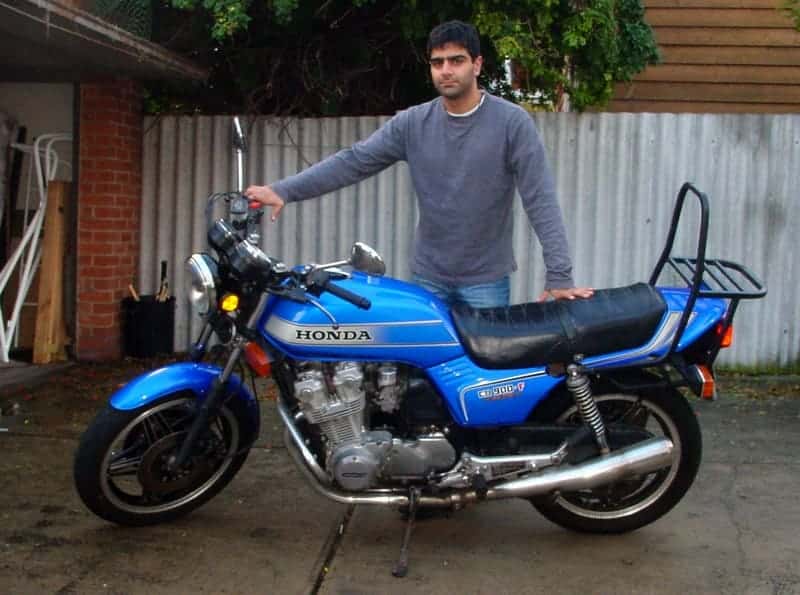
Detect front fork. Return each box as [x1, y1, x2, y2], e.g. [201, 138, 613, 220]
[169, 292, 269, 471]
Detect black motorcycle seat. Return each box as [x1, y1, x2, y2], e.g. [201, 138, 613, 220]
[450, 283, 667, 369]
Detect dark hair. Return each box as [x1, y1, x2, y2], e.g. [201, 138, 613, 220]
[427, 21, 481, 60]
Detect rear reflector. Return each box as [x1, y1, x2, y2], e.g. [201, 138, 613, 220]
[695, 364, 716, 400]
[244, 341, 272, 377]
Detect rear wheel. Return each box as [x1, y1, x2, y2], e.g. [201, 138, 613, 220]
[530, 387, 701, 534]
[74, 394, 251, 526]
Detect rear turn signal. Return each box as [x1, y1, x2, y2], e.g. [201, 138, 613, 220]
[244, 341, 272, 377]
[716, 322, 734, 348]
[695, 364, 716, 400]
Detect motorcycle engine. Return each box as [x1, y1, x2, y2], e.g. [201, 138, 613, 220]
[292, 362, 456, 491]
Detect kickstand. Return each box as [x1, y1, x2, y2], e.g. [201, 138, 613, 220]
[392, 487, 420, 578]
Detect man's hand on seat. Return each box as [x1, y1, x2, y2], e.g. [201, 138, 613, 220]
[538, 287, 595, 302]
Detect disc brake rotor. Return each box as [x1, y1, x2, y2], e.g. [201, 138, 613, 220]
[138, 432, 219, 496]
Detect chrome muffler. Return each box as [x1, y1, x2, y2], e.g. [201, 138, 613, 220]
[487, 437, 674, 499]
[277, 401, 674, 507]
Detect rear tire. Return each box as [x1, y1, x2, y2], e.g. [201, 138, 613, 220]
[74, 393, 251, 526]
[530, 386, 701, 534]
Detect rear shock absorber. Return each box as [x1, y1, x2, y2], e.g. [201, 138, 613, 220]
[565, 359, 610, 454]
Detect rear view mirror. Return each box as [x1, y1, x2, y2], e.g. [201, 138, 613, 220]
[350, 242, 385, 276]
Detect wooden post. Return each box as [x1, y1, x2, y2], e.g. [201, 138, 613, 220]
[33, 181, 68, 364]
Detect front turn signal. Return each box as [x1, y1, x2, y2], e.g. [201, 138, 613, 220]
[244, 341, 272, 377]
[221, 293, 240, 312]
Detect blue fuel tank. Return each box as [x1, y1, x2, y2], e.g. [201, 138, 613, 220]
[260, 272, 465, 368]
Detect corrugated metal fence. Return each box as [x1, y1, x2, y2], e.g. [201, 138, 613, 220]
[141, 113, 800, 370]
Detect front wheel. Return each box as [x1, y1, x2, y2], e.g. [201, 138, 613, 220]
[530, 387, 702, 534]
[74, 393, 251, 526]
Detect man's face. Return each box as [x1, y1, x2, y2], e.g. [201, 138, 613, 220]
[429, 42, 482, 100]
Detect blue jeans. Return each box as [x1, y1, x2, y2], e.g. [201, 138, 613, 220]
[412, 274, 510, 309]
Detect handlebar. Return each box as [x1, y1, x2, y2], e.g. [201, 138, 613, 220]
[207, 194, 372, 310]
[323, 280, 371, 310]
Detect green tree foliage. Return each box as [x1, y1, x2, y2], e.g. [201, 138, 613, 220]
[149, 0, 659, 115]
[783, 0, 800, 29]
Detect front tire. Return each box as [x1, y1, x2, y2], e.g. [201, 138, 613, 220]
[530, 386, 701, 534]
[74, 393, 251, 526]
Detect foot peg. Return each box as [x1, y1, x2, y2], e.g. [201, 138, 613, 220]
[392, 488, 419, 578]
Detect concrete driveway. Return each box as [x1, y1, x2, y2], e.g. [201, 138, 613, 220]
[1, 366, 798, 594]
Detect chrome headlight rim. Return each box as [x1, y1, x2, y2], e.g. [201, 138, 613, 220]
[186, 253, 218, 316]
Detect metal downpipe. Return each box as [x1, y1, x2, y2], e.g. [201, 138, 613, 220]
[276, 400, 330, 486]
[278, 400, 457, 507]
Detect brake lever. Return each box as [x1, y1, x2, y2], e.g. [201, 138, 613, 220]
[324, 268, 350, 280]
[306, 268, 347, 286]
[268, 286, 308, 303]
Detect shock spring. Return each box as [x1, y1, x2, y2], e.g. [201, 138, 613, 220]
[566, 364, 610, 454]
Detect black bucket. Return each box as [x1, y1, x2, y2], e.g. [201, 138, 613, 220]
[121, 296, 175, 358]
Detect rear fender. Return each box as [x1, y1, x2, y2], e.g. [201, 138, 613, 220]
[109, 362, 260, 441]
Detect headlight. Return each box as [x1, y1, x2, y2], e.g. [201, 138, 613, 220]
[186, 253, 218, 316]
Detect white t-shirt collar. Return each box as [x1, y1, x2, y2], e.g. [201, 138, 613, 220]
[446, 92, 486, 118]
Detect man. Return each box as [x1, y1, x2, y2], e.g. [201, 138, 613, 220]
[246, 20, 593, 307]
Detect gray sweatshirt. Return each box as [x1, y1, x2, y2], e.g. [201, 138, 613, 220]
[272, 93, 574, 289]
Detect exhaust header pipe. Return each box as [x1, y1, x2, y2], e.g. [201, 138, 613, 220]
[278, 401, 674, 507]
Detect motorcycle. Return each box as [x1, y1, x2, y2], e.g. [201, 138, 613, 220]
[74, 119, 766, 577]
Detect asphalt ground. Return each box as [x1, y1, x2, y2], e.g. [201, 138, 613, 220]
[1, 363, 798, 594]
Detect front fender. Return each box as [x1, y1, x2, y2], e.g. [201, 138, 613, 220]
[109, 362, 260, 440]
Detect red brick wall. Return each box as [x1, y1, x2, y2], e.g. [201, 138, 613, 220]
[76, 80, 142, 361]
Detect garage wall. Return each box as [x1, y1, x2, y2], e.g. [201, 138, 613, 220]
[75, 80, 143, 361]
[0, 83, 75, 350]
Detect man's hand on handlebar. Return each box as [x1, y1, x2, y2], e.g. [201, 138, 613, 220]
[244, 185, 285, 221]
